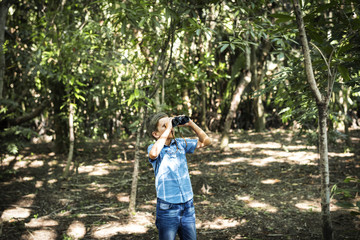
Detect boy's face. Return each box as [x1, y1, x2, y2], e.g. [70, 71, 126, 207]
[153, 117, 174, 139]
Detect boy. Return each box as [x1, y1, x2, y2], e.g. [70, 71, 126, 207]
[146, 112, 212, 240]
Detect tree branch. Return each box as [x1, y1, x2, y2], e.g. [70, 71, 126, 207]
[9, 100, 50, 126]
[292, 0, 323, 103]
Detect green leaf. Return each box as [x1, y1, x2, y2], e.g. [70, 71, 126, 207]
[270, 13, 294, 23]
[128, 94, 135, 106]
[220, 44, 229, 53]
[337, 65, 350, 81]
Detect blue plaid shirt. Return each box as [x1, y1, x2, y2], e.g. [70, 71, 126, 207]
[147, 138, 198, 204]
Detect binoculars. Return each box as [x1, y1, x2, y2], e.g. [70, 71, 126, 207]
[172, 116, 190, 127]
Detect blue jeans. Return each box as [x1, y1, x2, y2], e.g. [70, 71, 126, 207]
[156, 198, 197, 240]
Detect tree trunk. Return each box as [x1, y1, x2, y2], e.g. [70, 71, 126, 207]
[0, 1, 9, 100]
[220, 44, 252, 151]
[155, 87, 161, 112]
[201, 78, 208, 130]
[63, 102, 75, 179]
[129, 107, 144, 214]
[220, 69, 252, 151]
[53, 82, 67, 153]
[250, 45, 265, 132]
[318, 103, 333, 240]
[293, 1, 334, 239]
[251, 40, 271, 132]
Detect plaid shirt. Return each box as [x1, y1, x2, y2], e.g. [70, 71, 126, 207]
[147, 138, 198, 204]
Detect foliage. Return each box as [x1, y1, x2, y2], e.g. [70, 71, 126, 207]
[332, 176, 360, 216]
[1, 0, 359, 151]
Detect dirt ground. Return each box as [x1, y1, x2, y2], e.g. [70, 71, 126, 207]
[1, 129, 359, 240]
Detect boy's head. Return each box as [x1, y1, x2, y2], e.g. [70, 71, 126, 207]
[146, 112, 168, 140]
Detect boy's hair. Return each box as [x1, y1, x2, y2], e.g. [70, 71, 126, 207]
[146, 112, 168, 139]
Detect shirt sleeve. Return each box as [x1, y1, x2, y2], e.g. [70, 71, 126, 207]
[147, 144, 157, 162]
[182, 138, 198, 154]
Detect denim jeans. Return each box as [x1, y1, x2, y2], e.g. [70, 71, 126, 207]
[156, 198, 197, 240]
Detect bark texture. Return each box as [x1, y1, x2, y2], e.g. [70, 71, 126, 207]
[0, 1, 9, 100]
[63, 103, 75, 179]
[293, 1, 333, 239]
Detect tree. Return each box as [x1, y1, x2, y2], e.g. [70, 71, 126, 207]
[0, 0, 10, 100]
[220, 46, 252, 151]
[292, 1, 333, 238]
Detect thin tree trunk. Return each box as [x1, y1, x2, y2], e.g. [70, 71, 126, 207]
[0, 1, 9, 100]
[129, 107, 144, 214]
[252, 40, 271, 132]
[250, 45, 265, 132]
[201, 78, 208, 130]
[155, 87, 161, 112]
[293, 1, 334, 239]
[63, 102, 75, 179]
[318, 103, 333, 240]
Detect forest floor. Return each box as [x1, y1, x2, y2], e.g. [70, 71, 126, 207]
[1, 128, 360, 240]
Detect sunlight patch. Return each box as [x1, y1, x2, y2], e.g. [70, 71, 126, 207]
[13, 160, 27, 170]
[78, 163, 118, 176]
[92, 222, 147, 238]
[29, 160, 44, 168]
[295, 200, 320, 212]
[198, 217, 241, 230]
[67, 220, 86, 239]
[1, 155, 16, 167]
[48, 179, 57, 184]
[328, 152, 354, 157]
[261, 179, 281, 184]
[207, 157, 247, 166]
[35, 181, 44, 188]
[190, 170, 202, 175]
[23, 176, 35, 181]
[26, 217, 58, 228]
[250, 157, 278, 167]
[1, 207, 32, 221]
[116, 193, 130, 203]
[91, 213, 153, 238]
[21, 229, 57, 240]
[247, 200, 278, 213]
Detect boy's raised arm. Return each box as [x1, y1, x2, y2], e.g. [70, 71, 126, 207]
[149, 118, 173, 159]
[188, 120, 212, 148]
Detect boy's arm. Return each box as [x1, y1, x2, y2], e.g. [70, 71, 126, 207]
[148, 119, 172, 160]
[187, 120, 212, 148]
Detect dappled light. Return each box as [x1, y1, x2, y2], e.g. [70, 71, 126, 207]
[1, 206, 32, 221]
[295, 200, 321, 212]
[67, 220, 86, 239]
[116, 192, 130, 203]
[25, 217, 58, 228]
[261, 178, 281, 184]
[207, 156, 247, 166]
[247, 200, 278, 213]
[235, 194, 278, 213]
[190, 170, 203, 175]
[1, 130, 359, 239]
[91, 212, 153, 238]
[28, 160, 44, 168]
[198, 217, 244, 230]
[2, 0, 359, 238]
[21, 229, 57, 240]
[1, 193, 36, 221]
[78, 162, 119, 176]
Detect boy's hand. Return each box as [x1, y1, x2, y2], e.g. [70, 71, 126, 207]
[167, 117, 174, 129]
[178, 116, 192, 127]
